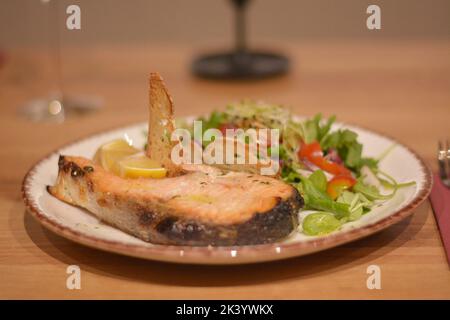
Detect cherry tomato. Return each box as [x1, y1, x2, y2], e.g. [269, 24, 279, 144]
[218, 123, 237, 135]
[299, 141, 322, 158]
[326, 175, 357, 200]
[298, 141, 351, 176]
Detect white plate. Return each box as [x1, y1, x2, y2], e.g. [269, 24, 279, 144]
[22, 120, 432, 264]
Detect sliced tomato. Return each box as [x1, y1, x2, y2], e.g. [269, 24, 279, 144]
[298, 141, 322, 159]
[326, 175, 357, 200]
[314, 157, 351, 176]
[218, 123, 237, 135]
[298, 141, 351, 176]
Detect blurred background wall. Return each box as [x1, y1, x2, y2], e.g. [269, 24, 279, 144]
[1, 0, 450, 48]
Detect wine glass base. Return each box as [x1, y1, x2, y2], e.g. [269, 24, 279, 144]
[19, 94, 102, 123]
[192, 51, 289, 80]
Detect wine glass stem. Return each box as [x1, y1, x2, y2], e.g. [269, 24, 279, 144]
[46, 0, 64, 99]
[54, 1, 64, 99]
[235, 2, 247, 53]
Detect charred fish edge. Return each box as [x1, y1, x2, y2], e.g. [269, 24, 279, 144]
[152, 190, 303, 246]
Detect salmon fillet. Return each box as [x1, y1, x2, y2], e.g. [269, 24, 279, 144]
[48, 155, 303, 246]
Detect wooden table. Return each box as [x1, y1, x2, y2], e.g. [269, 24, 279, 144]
[1, 40, 449, 299]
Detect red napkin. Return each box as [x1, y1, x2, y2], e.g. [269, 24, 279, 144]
[430, 174, 450, 265]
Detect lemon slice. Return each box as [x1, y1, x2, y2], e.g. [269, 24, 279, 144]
[93, 139, 140, 174]
[118, 155, 167, 179]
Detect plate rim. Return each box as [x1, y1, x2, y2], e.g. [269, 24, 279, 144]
[21, 120, 433, 264]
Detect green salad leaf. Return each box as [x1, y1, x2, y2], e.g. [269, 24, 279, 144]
[300, 113, 336, 144]
[337, 191, 373, 221]
[299, 175, 350, 218]
[374, 169, 416, 190]
[302, 212, 342, 236]
[198, 111, 226, 133]
[308, 170, 327, 193]
[321, 129, 364, 170]
[353, 179, 394, 200]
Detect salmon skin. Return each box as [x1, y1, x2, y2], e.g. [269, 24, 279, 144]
[48, 155, 303, 246]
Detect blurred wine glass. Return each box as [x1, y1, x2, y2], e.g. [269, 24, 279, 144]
[192, 0, 289, 80]
[20, 0, 102, 123]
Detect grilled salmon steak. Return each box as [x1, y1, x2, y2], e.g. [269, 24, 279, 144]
[48, 156, 302, 246]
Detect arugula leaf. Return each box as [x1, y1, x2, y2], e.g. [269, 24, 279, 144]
[318, 115, 336, 142]
[199, 111, 227, 132]
[301, 117, 319, 143]
[353, 180, 395, 200]
[374, 169, 416, 189]
[309, 170, 327, 193]
[358, 157, 379, 171]
[320, 128, 377, 172]
[281, 166, 302, 184]
[301, 113, 336, 144]
[195, 111, 227, 147]
[345, 142, 363, 168]
[299, 176, 350, 218]
[337, 191, 373, 221]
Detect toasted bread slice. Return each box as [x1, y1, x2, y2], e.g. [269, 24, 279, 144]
[147, 73, 183, 176]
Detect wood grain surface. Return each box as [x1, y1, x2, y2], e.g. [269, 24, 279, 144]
[1, 40, 449, 299]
